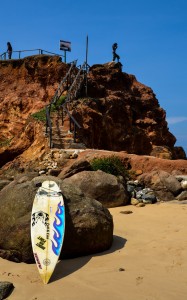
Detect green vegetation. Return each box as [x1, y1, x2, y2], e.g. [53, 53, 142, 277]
[90, 156, 129, 179]
[31, 95, 66, 122]
[32, 108, 46, 122]
[0, 137, 13, 148]
[55, 95, 66, 106]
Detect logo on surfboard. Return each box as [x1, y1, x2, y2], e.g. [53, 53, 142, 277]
[32, 211, 49, 227]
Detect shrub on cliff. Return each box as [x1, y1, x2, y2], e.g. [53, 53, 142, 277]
[90, 156, 129, 179]
[31, 96, 66, 122]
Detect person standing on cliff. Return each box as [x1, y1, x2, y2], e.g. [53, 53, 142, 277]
[112, 43, 120, 62]
[7, 42, 12, 59]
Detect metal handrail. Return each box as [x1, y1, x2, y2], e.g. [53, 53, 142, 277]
[51, 59, 77, 106]
[46, 106, 53, 148]
[0, 48, 64, 60]
[66, 61, 87, 102]
[63, 106, 82, 143]
[45, 60, 89, 148]
[45, 60, 79, 147]
[62, 106, 81, 129]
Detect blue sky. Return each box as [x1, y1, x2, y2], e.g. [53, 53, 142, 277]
[1, 0, 187, 154]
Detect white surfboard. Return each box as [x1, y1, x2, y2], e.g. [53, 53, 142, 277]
[31, 180, 65, 284]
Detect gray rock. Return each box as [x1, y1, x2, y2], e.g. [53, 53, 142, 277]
[139, 171, 182, 201]
[63, 170, 129, 207]
[127, 180, 145, 198]
[176, 191, 187, 201]
[59, 158, 92, 179]
[136, 188, 157, 203]
[127, 184, 135, 194]
[0, 180, 11, 191]
[175, 175, 187, 182]
[181, 180, 187, 190]
[0, 176, 113, 262]
[0, 281, 14, 300]
[142, 199, 153, 204]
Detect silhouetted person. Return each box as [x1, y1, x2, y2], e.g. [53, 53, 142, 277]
[7, 42, 12, 59]
[112, 43, 120, 62]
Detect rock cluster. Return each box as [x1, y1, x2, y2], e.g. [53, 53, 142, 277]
[127, 180, 157, 206]
[0, 175, 113, 263]
[127, 174, 187, 204]
[0, 148, 187, 264]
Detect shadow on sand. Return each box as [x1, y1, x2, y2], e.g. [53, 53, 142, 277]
[50, 235, 127, 283]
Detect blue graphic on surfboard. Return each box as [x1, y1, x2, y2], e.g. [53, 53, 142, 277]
[52, 201, 65, 256]
[31, 180, 65, 284]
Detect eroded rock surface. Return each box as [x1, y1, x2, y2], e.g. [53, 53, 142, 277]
[0, 175, 113, 262]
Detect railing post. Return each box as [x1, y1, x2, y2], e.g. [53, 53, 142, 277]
[46, 105, 53, 148]
[74, 125, 76, 142]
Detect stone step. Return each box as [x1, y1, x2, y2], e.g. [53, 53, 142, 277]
[52, 142, 85, 150]
[52, 141, 74, 149]
[52, 130, 73, 137]
[52, 137, 74, 143]
[44, 127, 73, 135]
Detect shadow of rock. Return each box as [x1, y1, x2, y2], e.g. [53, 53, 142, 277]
[50, 235, 127, 283]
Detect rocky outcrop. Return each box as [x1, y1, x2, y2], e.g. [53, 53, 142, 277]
[138, 170, 183, 201]
[0, 119, 47, 168]
[0, 55, 67, 138]
[0, 57, 186, 170]
[63, 170, 129, 207]
[0, 55, 68, 167]
[61, 150, 187, 177]
[59, 158, 92, 179]
[72, 62, 182, 157]
[0, 175, 113, 263]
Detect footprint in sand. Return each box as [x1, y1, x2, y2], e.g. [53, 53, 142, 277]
[136, 276, 143, 285]
[2, 271, 20, 277]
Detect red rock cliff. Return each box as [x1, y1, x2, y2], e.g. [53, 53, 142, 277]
[0, 55, 68, 166]
[73, 62, 184, 158]
[0, 56, 186, 169]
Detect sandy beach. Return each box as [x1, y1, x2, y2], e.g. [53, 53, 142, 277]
[1, 201, 187, 300]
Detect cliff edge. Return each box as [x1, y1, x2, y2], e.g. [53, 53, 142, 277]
[0, 55, 186, 170]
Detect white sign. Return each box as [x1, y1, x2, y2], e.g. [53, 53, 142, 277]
[60, 40, 71, 52]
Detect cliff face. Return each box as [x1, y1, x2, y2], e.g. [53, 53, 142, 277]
[74, 62, 181, 157]
[0, 55, 68, 142]
[0, 56, 185, 169]
[0, 55, 68, 166]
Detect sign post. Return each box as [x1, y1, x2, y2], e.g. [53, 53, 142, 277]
[85, 35, 88, 96]
[60, 40, 71, 63]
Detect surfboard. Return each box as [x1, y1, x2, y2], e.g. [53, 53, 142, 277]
[31, 180, 65, 284]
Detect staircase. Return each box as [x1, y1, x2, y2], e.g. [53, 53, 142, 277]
[45, 61, 89, 149]
[50, 111, 74, 149]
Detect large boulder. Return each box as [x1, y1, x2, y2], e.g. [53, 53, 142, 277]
[0, 175, 113, 263]
[63, 170, 129, 207]
[0, 281, 14, 300]
[138, 170, 182, 201]
[59, 158, 92, 179]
